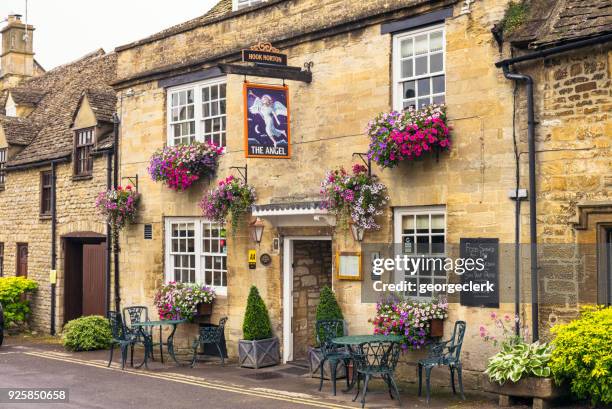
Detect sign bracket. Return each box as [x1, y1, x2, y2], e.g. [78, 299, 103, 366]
[121, 174, 139, 192]
[352, 152, 372, 177]
[230, 165, 248, 184]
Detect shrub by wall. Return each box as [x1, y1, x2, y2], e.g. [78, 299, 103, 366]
[62, 315, 112, 351]
[0, 277, 38, 328]
[242, 286, 273, 341]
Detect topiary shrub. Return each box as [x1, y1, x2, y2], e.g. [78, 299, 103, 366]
[315, 286, 344, 343]
[62, 315, 112, 351]
[550, 306, 612, 406]
[242, 286, 273, 341]
[0, 277, 38, 328]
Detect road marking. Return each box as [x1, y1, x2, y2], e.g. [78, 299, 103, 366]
[23, 351, 355, 409]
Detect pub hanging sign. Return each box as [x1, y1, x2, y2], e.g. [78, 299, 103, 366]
[244, 83, 291, 158]
[242, 42, 287, 67]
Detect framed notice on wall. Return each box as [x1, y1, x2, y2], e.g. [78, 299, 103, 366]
[336, 251, 362, 281]
[243, 83, 291, 159]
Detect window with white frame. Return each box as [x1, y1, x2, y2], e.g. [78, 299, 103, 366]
[233, 0, 266, 10]
[165, 218, 228, 295]
[393, 206, 446, 299]
[167, 78, 227, 147]
[393, 25, 445, 111]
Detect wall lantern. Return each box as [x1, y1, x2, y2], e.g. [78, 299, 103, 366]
[250, 218, 265, 244]
[350, 223, 365, 242]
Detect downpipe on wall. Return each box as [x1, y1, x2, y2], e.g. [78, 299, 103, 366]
[106, 151, 113, 314]
[50, 161, 57, 335]
[112, 113, 121, 312]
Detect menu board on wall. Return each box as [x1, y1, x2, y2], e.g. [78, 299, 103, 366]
[459, 238, 500, 308]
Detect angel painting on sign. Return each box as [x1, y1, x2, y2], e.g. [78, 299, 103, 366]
[244, 84, 291, 158]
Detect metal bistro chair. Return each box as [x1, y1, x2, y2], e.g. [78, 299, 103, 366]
[107, 311, 137, 370]
[316, 319, 351, 396]
[352, 340, 402, 408]
[418, 320, 467, 403]
[191, 317, 228, 367]
[123, 306, 158, 364]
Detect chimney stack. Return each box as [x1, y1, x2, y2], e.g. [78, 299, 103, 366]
[1, 12, 36, 88]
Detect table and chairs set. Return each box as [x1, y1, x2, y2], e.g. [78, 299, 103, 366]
[106, 307, 465, 407]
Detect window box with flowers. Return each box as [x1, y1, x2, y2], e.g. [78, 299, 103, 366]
[366, 104, 451, 169]
[320, 164, 389, 233]
[148, 142, 224, 191]
[95, 185, 140, 247]
[200, 175, 256, 232]
[154, 282, 216, 321]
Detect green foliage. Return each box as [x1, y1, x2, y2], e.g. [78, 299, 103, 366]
[485, 341, 552, 384]
[242, 286, 273, 341]
[315, 286, 344, 344]
[550, 306, 612, 406]
[62, 316, 112, 351]
[501, 1, 529, 35]
[0, 277, 38, 327]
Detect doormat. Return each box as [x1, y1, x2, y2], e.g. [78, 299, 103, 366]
[276, 366, 310, 376]
[241, 371, 284, 381]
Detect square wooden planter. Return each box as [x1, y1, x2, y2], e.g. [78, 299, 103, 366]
[430, 319, 444, 337]
[483, 377, 567, 409]
[238, 337, 280, 369]
[307, 347, 347, 379]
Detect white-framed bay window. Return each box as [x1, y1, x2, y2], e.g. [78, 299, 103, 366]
[167, 77, 227, 147]
[392, 25, 445, 111]
[393, 206, 446, 299]
[164, 217, 228, 295]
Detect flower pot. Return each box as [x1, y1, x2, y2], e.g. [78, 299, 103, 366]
[430, 319, 444, 337]
[238, 337, 280, 369]
[482, 377, 567, 408]
[196, 302, 213, 317]
[307, 346, 347, 379]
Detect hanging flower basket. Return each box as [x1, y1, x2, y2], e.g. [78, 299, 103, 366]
[148, 142, 224, 191]
[153, 282, 216, 321]
[320, 164, 388, 230]
[366, 104, 451, 169]
[95, 185, 140, 231]
[200, 175, 256, 232]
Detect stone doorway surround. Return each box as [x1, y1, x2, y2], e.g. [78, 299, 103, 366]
[282, 236, 332, 363]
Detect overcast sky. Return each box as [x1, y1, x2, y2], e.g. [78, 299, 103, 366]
[1, 0, 219, 70]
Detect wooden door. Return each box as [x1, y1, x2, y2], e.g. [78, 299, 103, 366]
[82, 243, 106, 316]
[16, 243, 28, 277]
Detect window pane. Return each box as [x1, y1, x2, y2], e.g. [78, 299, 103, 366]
[401, 59, 413, 78]
[431, 214, 444, 231]
[403, 81, 416, 99]
[415, 34, 428, 55]
[416, 215, 429, 232]
[403, 100, 416, 110]
[402, 216, 414, 234]
[400, 38, 413, 57]
[433, 95, 445, 105]
[418, 98, 430, 109]
[430, 53, 443, 72]
[415, 56, 428, 76]
[432, 75, 445, 94]
[430, 31, 443, 52]
[417, 78, 430, 96]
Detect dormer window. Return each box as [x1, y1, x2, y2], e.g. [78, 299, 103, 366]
[74, 128, 94, 176]
[233, 0, 266, 11]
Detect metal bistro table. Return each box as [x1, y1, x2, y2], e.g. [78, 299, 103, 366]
[332, 334, 404, 392]
[132, 319, 186, 368]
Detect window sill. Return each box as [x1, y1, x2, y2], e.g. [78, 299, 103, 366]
[39, 214, 51, 221]
[72, 174, 93, 181]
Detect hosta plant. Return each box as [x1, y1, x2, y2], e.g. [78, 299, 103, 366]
[485, 341, 552, 384]
[200, 175, 256, 232]
[148, 142, 224, 191]
[320, 164, 388, 230]
[366, 104, 451, 169]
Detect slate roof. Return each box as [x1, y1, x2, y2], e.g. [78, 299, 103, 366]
[115, 0, 234, 51]
[0, 115, 39, 146]
[5, 49, 117, 167]
[8, 87, 46, 106]
[509, 0, 612, 49]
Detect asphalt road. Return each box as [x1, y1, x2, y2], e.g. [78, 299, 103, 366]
[0, 348, 348, 409]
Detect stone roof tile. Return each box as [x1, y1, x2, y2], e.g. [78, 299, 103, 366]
[8, 87, 46, 106]
[0, 115, 39, 145]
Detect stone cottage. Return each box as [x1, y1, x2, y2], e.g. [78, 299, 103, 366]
[0, 14, 118, 332]
[92, 0, 612, 385]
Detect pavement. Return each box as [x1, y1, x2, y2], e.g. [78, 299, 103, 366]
[0, 336, 587, 409]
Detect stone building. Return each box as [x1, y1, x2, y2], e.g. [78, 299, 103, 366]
[0, 14, 117, 332]
[109, 0, 609, 385]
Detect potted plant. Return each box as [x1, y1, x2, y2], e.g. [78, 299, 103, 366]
[200, 175, 256, 233]
[153, 282, 216, 321]
[480, 313, 566, 407]
[308, 286, 347, 379]
[320, 163, 388, 231]
[148, 142, 224, 191]
[366, 104, 451, 169]
[238, 286, 279, 368]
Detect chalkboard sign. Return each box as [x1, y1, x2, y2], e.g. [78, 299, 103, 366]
[459, 238, 499, 308]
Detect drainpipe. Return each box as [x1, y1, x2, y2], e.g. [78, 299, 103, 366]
[50, 161, 57, 335]
[106, 151, 113, 314]
[112, 113, 121, 312]
[495, 34, 612, 342]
